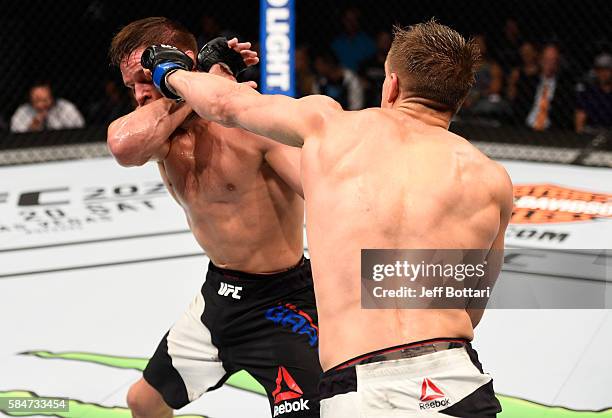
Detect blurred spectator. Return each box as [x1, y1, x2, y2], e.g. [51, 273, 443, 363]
[461, 35, 510, 120]
[10, 81, 85, 133]
[515, 44, 575, 130]
[507, 41, 540, 102]
[196, 14, 238, 50]
[86, 78, 134, 126]
[295, 45, 316, 97]
[331, 7, 376, 72]
[313, 50, 364, 110]
[359, 31, 392, 108]
[575, 53, 612, 133]
[495, 18, 523, 73]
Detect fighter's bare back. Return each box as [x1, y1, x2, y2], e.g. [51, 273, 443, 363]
[300, 108, 512, 369]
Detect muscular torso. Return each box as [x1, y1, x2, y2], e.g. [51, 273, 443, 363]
[302, 109, 504, 369]
[159, 120, 303, 273]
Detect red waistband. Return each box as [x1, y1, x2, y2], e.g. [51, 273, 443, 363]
[329, 338, 469, 372]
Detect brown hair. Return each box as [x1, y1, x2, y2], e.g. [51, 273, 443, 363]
[109, 17, 197, 67]
[387, 20, 480, 112]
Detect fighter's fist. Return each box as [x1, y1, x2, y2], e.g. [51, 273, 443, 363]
[197, 37, 247, 76]
[141, 45, 194, 100]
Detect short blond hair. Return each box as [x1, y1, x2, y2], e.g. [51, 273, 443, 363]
[388, 20, 481, 112]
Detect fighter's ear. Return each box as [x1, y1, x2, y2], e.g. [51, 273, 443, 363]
[387, 72, 400, 104]
[184, 50, 197, 70]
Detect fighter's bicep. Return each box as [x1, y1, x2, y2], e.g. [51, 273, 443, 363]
[246, 94, 342, 147]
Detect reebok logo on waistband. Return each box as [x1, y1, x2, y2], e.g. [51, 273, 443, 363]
[419, 378, 451, 410]
[218, 282, 242, 299]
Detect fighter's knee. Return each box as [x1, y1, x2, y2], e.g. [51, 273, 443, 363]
[127, 379, 171, 418]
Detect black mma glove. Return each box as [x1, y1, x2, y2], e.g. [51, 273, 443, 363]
[197, 37, 247, 77]
[141, 45, 194, 100]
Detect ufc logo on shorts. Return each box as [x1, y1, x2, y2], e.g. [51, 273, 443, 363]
[218, 282, 242, 299]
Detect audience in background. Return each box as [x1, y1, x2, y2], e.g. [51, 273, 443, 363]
[495, 18, 523, 74]
[514, 44, 575, 130]
[312, 50, 364, 110]
[358, 31, 392, 108]
[331, 7, 375, 72]
[10, 81, 85, 133]
[6, 14, 610, 138]
[507, 41, 540, 104]
[295, 45, 316, 98]
[575, 53, 612, 133]
[86, 78, 134, 126]
[460, 34, 511, 120]
[196, 13, 238, 50]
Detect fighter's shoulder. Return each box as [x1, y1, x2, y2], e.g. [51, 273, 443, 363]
[446, 131, 489, 163]
[334, 107, 394, 126]
[489, 160, 514, 210]
[295, 95, 344, 123]
[473, 153, 513, 209]
[449, 133, 512, 202]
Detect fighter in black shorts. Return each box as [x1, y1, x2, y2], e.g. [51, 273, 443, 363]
[107, 17, 320, 417]
[145, 258, 319, 417]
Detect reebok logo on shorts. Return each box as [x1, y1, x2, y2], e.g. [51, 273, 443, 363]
[218, 282, 242, 299]
[272, 366, 310, 416]
[419, 378, 451, 410]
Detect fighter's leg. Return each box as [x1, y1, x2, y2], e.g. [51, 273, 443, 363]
[127, 378, 172, 418]
[134, 290, 232, 415]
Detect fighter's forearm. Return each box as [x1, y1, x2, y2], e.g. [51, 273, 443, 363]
[107, 99, 192, 166]
[167, 70, 244, 127]
[168, 70, 308, 148]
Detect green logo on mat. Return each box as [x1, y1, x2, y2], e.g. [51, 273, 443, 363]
[1, 351, 610, 418]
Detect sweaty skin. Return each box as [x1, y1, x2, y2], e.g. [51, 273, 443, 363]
[107, 48, 304, 273]
[165, 67, 513, 371]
